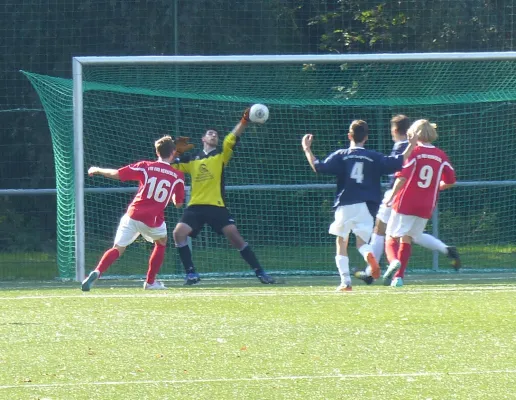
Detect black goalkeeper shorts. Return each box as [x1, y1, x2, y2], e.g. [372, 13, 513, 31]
[180, 205, 235, 238]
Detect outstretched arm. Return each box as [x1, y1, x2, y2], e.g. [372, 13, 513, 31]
[88, 167, 120, 180]
[231, 108, 250, 138]
[221, 108, 251, 165]
[302, 134, 318, 173]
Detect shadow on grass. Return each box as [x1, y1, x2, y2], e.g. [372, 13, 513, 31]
[1, 272, 515, 292]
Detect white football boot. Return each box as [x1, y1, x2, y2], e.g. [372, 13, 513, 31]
[143, 281, 167, 290]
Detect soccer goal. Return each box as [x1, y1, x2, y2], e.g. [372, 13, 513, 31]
[24, 52, 516, 281]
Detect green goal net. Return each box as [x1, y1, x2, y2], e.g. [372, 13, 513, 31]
[24, 55, 516, 280]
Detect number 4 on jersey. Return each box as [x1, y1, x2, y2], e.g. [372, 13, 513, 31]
[350, 162, 364, 183]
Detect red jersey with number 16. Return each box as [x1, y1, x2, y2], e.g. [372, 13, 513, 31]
[117, 160, 185, 227]
[392, 145, 456, 219]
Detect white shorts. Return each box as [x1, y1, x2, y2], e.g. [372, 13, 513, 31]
[376, 189, 393, 224]
[114, 214, 167, 247]
[386, 211, 428, 238]
[329, 203, 374, 242]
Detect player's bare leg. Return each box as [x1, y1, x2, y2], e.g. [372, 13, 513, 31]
[173, 222, 200, 285]
[335, 235, 352, 291]
[222, 224, 275, 284]
[144, 236, 168, 290]
[82, 245, 125, 292]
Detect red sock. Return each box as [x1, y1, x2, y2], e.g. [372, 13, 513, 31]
[147, 243, 166, 284]
[396, 242, 412, 278]
[385, 237, 400, 264]
[95, 248, 120, 275]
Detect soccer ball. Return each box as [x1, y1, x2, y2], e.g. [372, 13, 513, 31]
[249, 104, 269, 124]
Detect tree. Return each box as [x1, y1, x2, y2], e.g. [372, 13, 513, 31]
[302, 0, 515, 53]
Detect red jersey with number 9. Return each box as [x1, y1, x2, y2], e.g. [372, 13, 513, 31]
[117, 160, 185, 227]
[392, 145, 456, 219]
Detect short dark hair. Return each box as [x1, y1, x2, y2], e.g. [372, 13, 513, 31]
[155, 135, 176, 158]
[203, 128, 219, 137]
[349, 120, 369, 143]
[391, 114, 411, 135]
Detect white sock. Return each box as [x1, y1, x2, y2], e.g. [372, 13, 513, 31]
[414, 233, 447, 254]
[335, 255, 351, 286]
[370, 233, 385, 264]
[357, 243, 373, 262]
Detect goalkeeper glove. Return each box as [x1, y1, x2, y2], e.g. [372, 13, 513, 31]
[174, 136, 195, 155]
[241, 107, 250, 124]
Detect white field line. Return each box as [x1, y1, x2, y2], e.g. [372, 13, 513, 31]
[1, 369, 515, 390]
[0, 285, 516, 301]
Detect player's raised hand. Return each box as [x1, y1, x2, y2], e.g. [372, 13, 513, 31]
[174, 136, 195, 155]
[302, 134, 314, 151]
[241, 107, 251, 123]
[88, 166, 99, 176]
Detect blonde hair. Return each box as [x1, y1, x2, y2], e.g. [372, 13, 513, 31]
[409, 119, 438, 143]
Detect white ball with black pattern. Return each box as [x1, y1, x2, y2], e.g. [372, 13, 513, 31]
[249, 104, 269, 124]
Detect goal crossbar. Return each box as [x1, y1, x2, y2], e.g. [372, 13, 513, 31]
[75, 52, 516, 65]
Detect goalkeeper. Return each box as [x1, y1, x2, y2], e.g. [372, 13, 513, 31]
[172, 108, 276, 285]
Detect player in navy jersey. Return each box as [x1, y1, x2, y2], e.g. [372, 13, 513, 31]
[383, 120, 456, 287]
[302, 119, 417, 291]
[355, 115, 460, 285]
[81, 135, 185, 291]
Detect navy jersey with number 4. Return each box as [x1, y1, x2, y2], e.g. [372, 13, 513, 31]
[314, 147, 403, 210]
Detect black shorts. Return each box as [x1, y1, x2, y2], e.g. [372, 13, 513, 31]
[180, 205, 235, 238]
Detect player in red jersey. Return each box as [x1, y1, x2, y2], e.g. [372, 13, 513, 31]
[81, 135, 185, 291]
[382, 120, 456, 287]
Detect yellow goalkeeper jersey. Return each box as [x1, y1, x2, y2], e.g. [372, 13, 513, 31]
[173, 133, 238, 207]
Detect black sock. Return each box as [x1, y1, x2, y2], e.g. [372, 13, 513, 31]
[177, 245, 196, 274]
[240, 245, 263, 274]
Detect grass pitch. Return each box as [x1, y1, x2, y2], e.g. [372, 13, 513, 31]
[1, 274, 515, 399]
